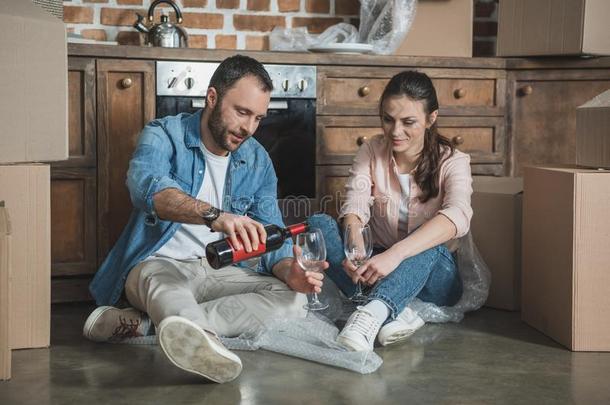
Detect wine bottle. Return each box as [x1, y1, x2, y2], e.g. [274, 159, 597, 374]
[205, 222, 309, 269]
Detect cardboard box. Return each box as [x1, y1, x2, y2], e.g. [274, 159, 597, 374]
[497, 0, 610, 56]
[0, 0, 68, 164]
[522, 166, 610, 351]
[394, 0, 472, 57]
[471, 176, 523, 311]
[576, 90, 610, 169]
[0, 202, 11, 380]
[0, 165, 50, 350]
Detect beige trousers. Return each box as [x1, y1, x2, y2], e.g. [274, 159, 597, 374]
[125, 257, 307, 337]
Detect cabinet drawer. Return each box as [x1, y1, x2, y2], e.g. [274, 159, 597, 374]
[318, 66, 505, 116]
[318, 116, 506, 165]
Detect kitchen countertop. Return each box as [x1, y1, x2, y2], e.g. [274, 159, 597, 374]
[67, 43, 610, 70]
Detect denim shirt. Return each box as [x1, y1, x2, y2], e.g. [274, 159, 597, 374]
[89, 110, 292, 305]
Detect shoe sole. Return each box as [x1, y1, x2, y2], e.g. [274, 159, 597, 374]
[83, 306, 113, 342]
[158, 316, 242, 384]
[336, 334, 372, 352]
[378, 319, 425, 346]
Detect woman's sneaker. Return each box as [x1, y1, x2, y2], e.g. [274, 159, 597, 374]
[83, 306, 151, 343]
[377, 307, 425, 346]
[336, 307, 382, 352]
[158, 316, 242, 383]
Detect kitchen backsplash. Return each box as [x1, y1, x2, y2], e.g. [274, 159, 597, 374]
[62, 0, 498, 55]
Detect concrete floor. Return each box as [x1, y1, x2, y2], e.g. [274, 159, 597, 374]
[1, 304, 610, 405]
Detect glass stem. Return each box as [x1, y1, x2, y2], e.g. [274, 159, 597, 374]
[311, 292, 320, 303]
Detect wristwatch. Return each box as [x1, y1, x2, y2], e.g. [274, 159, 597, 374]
[201, 205, 222, 229]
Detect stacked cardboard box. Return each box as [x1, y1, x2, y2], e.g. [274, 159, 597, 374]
[0, 202, 11, 380]
[522, 91, 610, 351]
[497, 0, 610, 56]
[0, 0, 67, 379]
[471, 177, 523, 311]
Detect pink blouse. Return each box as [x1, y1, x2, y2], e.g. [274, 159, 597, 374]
[339, 135, 473, 249]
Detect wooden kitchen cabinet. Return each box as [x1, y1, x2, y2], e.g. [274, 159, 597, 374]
[508, 70, 610, 176]
[96, 59, 155, 260]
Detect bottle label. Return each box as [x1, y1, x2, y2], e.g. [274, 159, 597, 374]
[229, 240, 268, 262]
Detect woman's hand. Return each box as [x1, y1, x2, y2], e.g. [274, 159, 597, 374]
[356, 250, 402, 286]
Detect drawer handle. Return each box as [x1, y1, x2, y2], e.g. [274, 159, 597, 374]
[519, 85, 533, 96]
[452, 136, 464, 146]
[121, 78, 133, 89]
[356, 136, 368, 146]
[453, 88, 467, 99]
[358, 86, 370, 97]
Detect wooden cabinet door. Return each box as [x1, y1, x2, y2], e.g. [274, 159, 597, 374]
[50, 57, 97, 302]
[97, 60, 155, 261]
[509, 70, 610, 176]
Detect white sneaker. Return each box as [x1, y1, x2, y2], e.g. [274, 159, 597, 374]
[336, 307, 382, 352]
[377, 307, 425, 346]
[158, 316, 242, 383]
[83, 306, 151, 343]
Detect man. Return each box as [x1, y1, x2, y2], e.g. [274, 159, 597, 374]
[83, 55, 326, 383]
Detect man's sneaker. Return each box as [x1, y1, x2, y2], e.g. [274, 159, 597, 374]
[336, 307, 382, 352]
[377, 307, 425, 346]
[158, 316, 242, 383]
[83, 306, 151, 343]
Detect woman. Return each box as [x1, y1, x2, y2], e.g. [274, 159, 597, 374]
[309, 71, 473, 352]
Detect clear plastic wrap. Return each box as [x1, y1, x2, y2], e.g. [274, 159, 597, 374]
[359, 0, 418, 54]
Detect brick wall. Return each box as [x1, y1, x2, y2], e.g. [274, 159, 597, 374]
[63, 0, 499, 55]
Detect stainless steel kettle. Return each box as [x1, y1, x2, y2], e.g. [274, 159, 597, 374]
[133, 0, 188, 48]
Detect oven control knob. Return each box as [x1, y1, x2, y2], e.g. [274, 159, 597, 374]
[185, 77, 195, 90]
[282, 79, 290, 92]
[168, 77, 178, 89]
[297, 79, 308, 92]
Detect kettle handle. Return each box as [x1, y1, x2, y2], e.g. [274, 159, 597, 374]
[147, 0, 183, 24]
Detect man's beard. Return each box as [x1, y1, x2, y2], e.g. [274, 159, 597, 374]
[208, 100, 248, 152]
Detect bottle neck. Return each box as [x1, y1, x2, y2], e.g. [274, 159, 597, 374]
[285, 222, 309, 238]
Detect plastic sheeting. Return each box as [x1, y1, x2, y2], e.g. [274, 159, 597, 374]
[117, 231, 489, 374]
[269, 0, 417, 54]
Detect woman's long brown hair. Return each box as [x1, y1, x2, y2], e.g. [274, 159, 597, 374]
[379, 71, 455, 203]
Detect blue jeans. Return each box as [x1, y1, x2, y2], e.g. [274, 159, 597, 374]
[308, 214, 463, 320]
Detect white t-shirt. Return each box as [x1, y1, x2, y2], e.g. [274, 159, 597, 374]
[397, 173, 411, 238]
[153, 142, 230, 260]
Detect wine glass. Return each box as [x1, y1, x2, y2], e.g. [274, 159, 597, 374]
[295, 228, 328, 311]
[343, 223, 373, 304]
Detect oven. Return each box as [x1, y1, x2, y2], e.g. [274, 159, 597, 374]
[156, 61, 316, 223]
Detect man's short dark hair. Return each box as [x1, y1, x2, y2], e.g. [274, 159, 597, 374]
[208, 55, 273, 101]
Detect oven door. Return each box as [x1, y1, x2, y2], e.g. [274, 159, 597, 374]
[156, 96, 316, 201]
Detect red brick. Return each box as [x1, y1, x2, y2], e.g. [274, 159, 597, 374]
[183, 0, 208, 7]
[217, 0, 239, 9]
[81, 29, 108, 41]
[278, 0, 299, 12]
[63, 6, 94, 24]
[215, 34, 237, 49]
[182, 12, 224, 29]
[116, 0, 141, 5]
[292, 17, 342, 34]
[248, 0, 270, 11]
[474, 21, 497, 37]
[335, 0, 359, 15]
[189, 35, 208, 49]
[306, 0, 329, 14]
[116, 31, 142, 45]
[473, 40, 496, 57]
[101, 8, 145, 26]
[233, 15, 285, 32]
[475, 1, 497, 18]
[246, 35, 270, 51]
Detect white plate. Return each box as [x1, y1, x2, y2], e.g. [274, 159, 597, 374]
[308, 43, 374, 54]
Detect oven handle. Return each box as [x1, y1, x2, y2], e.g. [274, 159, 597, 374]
[191, 99, 289, 110]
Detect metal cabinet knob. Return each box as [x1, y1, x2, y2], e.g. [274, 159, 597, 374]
[452, 136, 464, 146]
[121, 78, 133, 89]
[454, 88, 467, 99]
[358, 86, 370, 97]
[520, 85, 533, 96]
[357, 136, 368, 146]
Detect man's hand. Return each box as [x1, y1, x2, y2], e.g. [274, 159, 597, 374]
[211, 212, 267, 253]
[274, 246, 328, 294]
